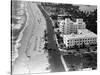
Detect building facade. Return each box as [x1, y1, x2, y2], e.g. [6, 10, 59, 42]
[63, 29, 97, 48]
[58, 18, 97, 48]
[58, 18, 86, 34]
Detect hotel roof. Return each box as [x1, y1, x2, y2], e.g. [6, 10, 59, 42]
[63, 30, 97, 40]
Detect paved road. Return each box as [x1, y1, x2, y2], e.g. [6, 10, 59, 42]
[38, 4, 65, 72]
[12, 2, 50, 74]
[12, 2, 66, 74]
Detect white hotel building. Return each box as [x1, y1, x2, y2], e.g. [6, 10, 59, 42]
[58, 18, 97, 48]
[63, 29, 97, 48]
[58, 18, 86, 34]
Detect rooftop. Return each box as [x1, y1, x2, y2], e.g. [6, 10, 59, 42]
[58, 18, 85, 25]
[77, 29, 91, 34]
[63, 29, 97, 40]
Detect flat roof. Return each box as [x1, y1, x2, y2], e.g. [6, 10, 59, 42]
[63, 31, 97, 40]
[78, 29, 90, 33]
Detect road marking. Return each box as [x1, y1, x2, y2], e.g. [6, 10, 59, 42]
[61, 55, 69, 71]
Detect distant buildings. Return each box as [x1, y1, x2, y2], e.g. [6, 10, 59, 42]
[57, 18, 97, 48]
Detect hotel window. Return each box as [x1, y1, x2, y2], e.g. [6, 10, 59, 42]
[67, 40, 69, 42]
[80, 42, 82, 44]
[77, 42, 79, 44]
[93, 38, 95, 40]
[80, 39, 82, 41]
[77, 39, 79, 41]
[90, 38, 92, 40]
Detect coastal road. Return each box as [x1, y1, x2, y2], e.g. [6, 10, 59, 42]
[12, 2, 66, 75]
[12, 2, 50, 74]
[38, 4, 65, 72]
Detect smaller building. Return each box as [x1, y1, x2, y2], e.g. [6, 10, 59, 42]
[63, 29, 97, 48]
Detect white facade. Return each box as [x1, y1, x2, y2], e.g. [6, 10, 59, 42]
[63, 29, 97, 48]
[58, 20, 65, 33]
[58, 18, 97, 48]
[58, 18, 86, 34]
